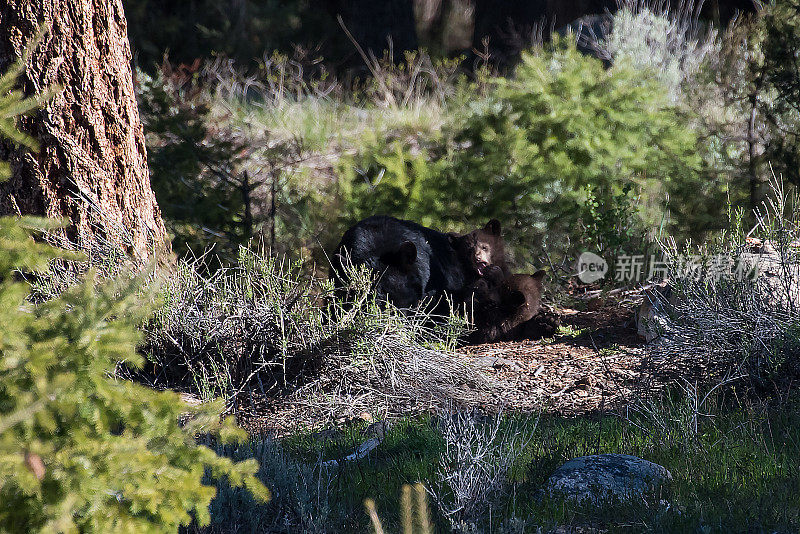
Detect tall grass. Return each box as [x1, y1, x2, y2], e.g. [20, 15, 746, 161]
[207, 50, 463, 150]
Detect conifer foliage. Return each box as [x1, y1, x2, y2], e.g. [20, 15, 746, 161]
[0, 35, 269, 534]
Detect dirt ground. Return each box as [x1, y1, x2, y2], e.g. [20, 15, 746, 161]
[232, 292, 657, 435]
[458, 297, 649, 416]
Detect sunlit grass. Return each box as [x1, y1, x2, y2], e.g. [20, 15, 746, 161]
[216, 91, 448, 155]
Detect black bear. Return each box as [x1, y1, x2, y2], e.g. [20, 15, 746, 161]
[330, 216, 509, 311]
[331, 216, 463, 310]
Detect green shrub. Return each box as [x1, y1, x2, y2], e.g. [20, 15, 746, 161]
[139, 63, 326, 264]
[445, 39, 701, 251]
[581, 182, 640, 261]
[337, 133, 450, 230]
[342, 38, 704, 262]
[0, 227, 268, 532]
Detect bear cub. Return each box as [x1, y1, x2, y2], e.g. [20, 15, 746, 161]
[465, 268, 559, 344]
[449, 219, 510, 281]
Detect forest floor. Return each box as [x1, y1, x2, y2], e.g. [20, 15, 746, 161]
[459, 300, 649, 416]
[234, 292, 665, 435]
[208, 293, 800, 533]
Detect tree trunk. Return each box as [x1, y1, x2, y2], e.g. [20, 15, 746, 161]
[415, 0, 451, 55]
[0, 0, 168, 262]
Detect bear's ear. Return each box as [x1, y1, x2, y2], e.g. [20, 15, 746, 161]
[506, 289, 527, 308]
[396, 240, 417, 269]
[484, 219, 501, 236]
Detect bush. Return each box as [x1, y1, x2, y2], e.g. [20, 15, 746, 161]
[142, 247, 495, 429]
[647, 177, 800, 385]
[428, 410, 530, 533]
[139, 58, 340, 264]
[137, 66, 252, 261]
[447, 38, 701, 251]
[201, 436, 334, 533]
[338, 133, 451, 230]
[594, 2, 718, 103]
[343, 38, 703, 264]
[0, 229, 268, 532]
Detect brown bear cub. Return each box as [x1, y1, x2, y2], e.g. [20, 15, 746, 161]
[449, 219, 510, 281]
[465, 268, 559, 344]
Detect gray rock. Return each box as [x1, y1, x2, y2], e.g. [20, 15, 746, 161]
[544, 454, 672, 505]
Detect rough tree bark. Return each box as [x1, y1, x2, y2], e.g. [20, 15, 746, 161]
[0, 0, 168, 261]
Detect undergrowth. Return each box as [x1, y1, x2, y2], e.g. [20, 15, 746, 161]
[188, 393, 800, 533]
[140, 246, 482, 429]
[647, 177, 800, 387]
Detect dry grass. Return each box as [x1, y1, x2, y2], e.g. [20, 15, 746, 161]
[427, 408, 531, 532]
[142, 247, 503, 432]
[646, 176, 800, 387]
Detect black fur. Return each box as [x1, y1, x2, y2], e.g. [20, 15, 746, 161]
[331, 216, 469, 310]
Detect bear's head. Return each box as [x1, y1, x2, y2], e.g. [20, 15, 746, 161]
[499, 270, 546, 326]
[464, 270, 550, 344]
[450, 219, 508, 278]
[333, 237, 428, 311]
[372, 240, 425, 309]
